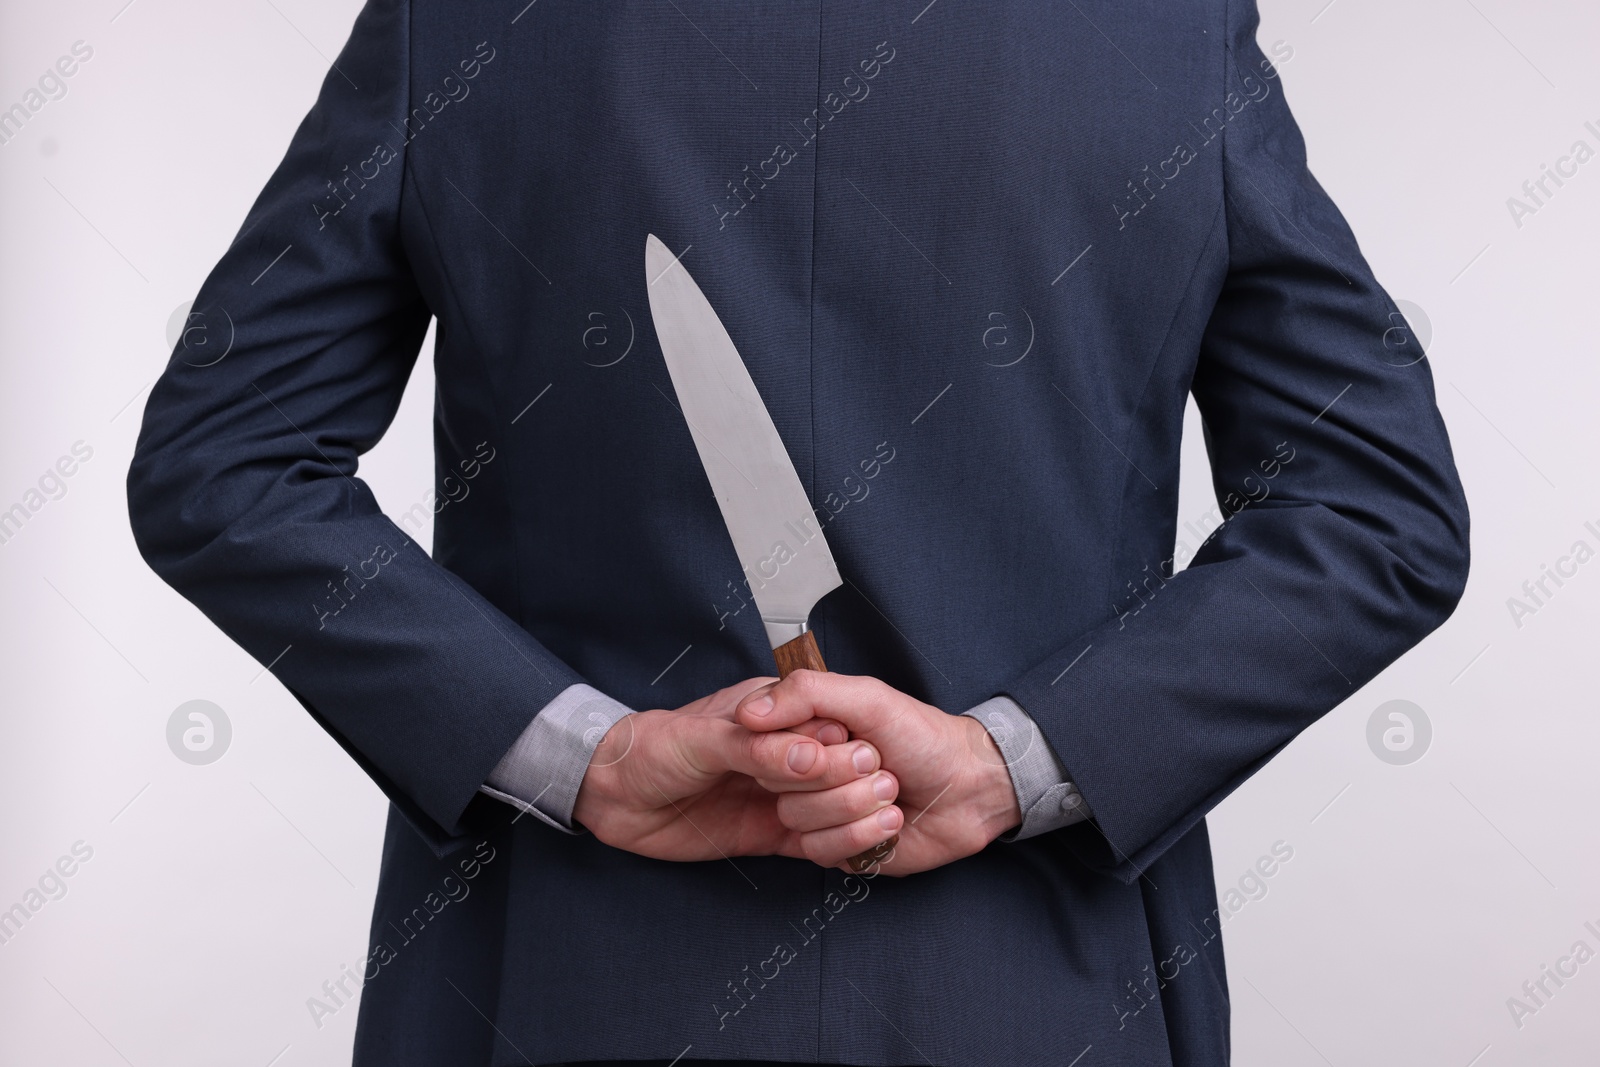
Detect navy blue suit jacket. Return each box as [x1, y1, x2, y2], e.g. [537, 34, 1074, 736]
[126, 2, 1469, 1064]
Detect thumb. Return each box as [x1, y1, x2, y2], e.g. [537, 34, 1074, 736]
[731, 679, 810, 733]
[735, 670, 900, 739]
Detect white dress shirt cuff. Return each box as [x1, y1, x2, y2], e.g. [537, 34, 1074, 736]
[963, 695, 1090, 842]
[478, 683, 634, 834]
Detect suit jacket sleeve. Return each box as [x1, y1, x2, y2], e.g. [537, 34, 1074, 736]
[125, 0, 587, 857]
[999, 2, 1471, 884]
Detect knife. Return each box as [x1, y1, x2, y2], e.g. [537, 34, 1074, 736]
[644, 234, 896, 872]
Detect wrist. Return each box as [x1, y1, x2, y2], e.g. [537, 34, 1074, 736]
[572, 713, 635, 832]
[959, 715, 1023, 843]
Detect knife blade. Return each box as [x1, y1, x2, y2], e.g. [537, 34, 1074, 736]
[644, 234, 894, 873]
[644, 233, 842, 664]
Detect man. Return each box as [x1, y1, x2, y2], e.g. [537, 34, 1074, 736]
[126, 2, 1469, 1065]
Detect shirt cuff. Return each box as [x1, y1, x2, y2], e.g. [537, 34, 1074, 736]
[478, 683, 634, 834]
[963, 695, 1091, 842]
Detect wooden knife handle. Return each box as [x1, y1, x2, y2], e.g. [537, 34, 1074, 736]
[773, 630, 827, 677]
[771, 631, 898, 872]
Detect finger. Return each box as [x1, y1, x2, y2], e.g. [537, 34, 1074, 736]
[776, 772, 898, 833]
[787, 717, 849, 746]
[753, 739, 880, 794]
[690, 719, 831, 785]
[691, 676, 779, 720]
[733, 680, 811, 732]
[736, 669, 907, 738]
[796, 804, 904, 868]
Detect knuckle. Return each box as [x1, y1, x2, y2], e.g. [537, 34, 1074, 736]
[775, 795, 807, 831]
[739, 730, 771, 771]
[789, 669, 824, 698]
[840, 789, 869, 822]
[801, 834, 836, 867]
[823, 748, 855, 785]
[848, 820, 879, 853]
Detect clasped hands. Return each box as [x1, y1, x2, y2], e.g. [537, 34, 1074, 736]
[571, 671, 1022, 876]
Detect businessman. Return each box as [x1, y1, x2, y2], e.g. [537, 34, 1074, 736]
[127, 2, 1469, 1065]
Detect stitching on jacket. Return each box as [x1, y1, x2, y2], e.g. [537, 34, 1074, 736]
[808, 10, 828, 1056]
[400, 34, 537, 663]
[1098, 208, 1226, 621]
[1097, 25, 1231, 624]
[806, 2, 826, 674]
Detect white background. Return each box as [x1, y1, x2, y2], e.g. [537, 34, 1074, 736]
[1, 1, 1595, 1064]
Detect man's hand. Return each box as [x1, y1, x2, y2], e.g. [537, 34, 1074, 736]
[572, 676, 901, 863]
[735, 671, 1022, 876]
